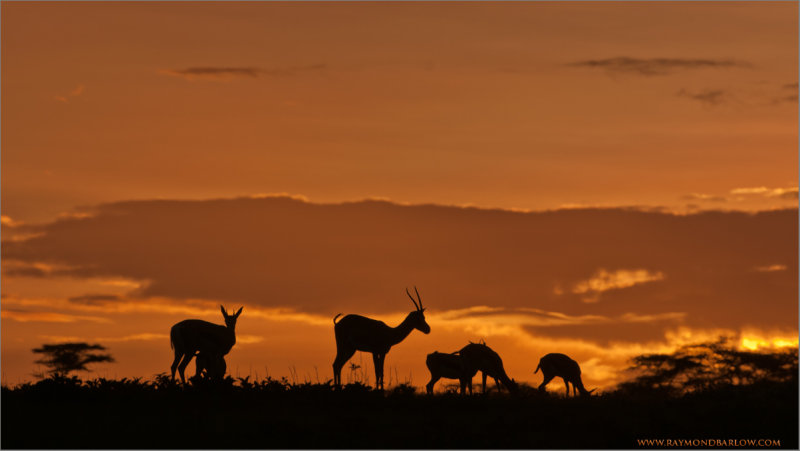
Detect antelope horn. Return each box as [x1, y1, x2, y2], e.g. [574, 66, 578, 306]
[414, 286, 423, 309]
[406, 288, 420, 310]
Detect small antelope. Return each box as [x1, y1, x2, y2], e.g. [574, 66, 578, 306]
[535, 353, 596, 397]
[170, 305, 242, 383]
[425, 351, 478, 394]
[194, 352, 227, 380]
[459, 341, 518, 393]
[333, 287, 431, 390]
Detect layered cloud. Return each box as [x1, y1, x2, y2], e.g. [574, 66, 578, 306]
[681, 193, 727, 203]
[2, 197, 796, 345]
[565, 57, 794, 109]
[676, 88, 729, 106]
[571, 268, 666, 303]
[38, 333, 167, 343]
[1, 309, 111, 323]
[754, 264, 787, 272]
[681, 186, 798, 207]
[1, 215, 22, 227]
[68, 294, 122, 305]
[567, 57, 750, 76]
[162, 64, 326, 81]
[731, 186, 799, 199]
[776, 82, 799, 103]
[54, 84, 85, 103]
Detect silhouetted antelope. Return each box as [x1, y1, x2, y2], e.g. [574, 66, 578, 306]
[535, 353, 596, 397]
[459, 341, 518, 393]
[170, 305, 242, 382]
[194, 351, 227, 380]
[425, 351, 478, 394]
[333, 287, 430, 390]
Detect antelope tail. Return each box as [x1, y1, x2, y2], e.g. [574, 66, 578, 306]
[333, 313, 343, 325]
[534, 362, 541, 374]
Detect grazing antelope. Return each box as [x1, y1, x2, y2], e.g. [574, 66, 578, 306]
[194, 352, 227, 380]
[170, 305, 243, 383]
[333, 287, 431, 390]
[425, 351, 478, 394]
[459, 342, 518, 393]
[535, 353, 596, 397]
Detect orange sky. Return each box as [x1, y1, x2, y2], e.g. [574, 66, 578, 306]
[1, 2, 798, 390]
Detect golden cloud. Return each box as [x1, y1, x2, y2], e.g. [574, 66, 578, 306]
[572, 268, 665, 303]
[1, 215, 22, 227]
[754, 264, 787, 272]
[38, 333, 167, 343]
[236, 334, 264, 345]
[730, 186, 798, 199]
[1, 309, 111, 323]
[53, 84, 85, 103]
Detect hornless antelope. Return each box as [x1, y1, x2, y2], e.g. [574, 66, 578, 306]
[535, 353, 596, 397]
[170, 305, 243, 383]
[459, 342, 518, 393]
[425, 351, 478, 394]
[332, 287, 431, 390]
[194, 352, 227, 380]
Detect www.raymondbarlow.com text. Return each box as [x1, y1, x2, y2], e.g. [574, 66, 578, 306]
[638, 438, 782, 447]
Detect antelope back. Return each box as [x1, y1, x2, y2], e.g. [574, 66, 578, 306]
[426, 352, 466, 379]
[172, 319, 234, 354]
[461, 343, 517, 392]
[542, 353, 581, 380]
[460, 343, 505, 376]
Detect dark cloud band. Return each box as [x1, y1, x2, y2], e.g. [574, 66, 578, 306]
[2, 197, 795, 340]
[163, 64, 326, 80]
[568, 57, 750, 76]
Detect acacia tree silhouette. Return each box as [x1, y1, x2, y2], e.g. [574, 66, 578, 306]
[32, 342, 115, 378]
[619, 338, 798, 395]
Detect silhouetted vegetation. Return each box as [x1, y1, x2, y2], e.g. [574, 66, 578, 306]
[618, 338, 798, 396]
[3, 347, 797, 449]
[31, 342, 114, 378]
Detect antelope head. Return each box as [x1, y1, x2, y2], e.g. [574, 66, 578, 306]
[221, 305, 243, 329]
[406, 286, 431, 334]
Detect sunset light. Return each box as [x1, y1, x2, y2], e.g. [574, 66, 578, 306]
[1, 1, 797, 448]
[740, 335, 799, 351]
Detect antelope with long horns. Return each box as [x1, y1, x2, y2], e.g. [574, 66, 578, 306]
[170, 305, 242, 383]
[535, 353, 596, 397]
[332, 287, 430, 390]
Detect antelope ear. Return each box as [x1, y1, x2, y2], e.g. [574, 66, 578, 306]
[235, 307, 243, 318]
[220, 305, 228, 318]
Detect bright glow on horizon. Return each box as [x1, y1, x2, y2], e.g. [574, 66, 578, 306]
[1, 1, 796, 389]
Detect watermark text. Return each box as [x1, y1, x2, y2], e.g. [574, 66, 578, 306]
[637, 438, 782, 448]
